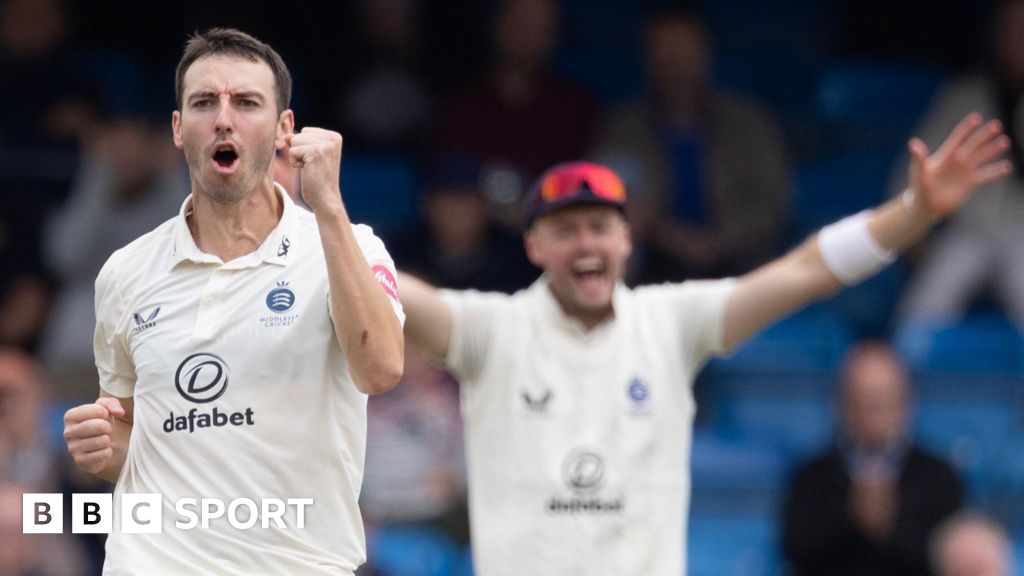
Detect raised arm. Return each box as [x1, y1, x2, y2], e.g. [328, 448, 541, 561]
[396, 272, 453, 362]
[721, 113, 1011, 349]
[289, 128, 404, 394]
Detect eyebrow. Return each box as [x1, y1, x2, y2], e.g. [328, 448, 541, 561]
[232, 91, 265, 101]
[186, 90, 267, 103]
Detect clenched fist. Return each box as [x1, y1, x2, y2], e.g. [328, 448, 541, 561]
[64, 397, 127, 477]
[287, 127, 344, 214]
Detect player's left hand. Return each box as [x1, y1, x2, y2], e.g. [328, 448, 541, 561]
[907, 112, 1013, 219]
[287, 127, 344, 214]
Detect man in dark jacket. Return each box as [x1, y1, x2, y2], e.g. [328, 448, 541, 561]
[783, 341, 963, 576]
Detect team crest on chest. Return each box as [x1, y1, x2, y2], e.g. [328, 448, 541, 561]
[259, 281, 299, 328]
[627, 376, 651, 415]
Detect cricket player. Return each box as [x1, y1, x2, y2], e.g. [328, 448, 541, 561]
[399, 113, 1011, 575]
[62, 28, 404, 575]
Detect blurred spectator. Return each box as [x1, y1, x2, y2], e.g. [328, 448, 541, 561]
[0, 0, 96, 352]
[0, 349, 103, 575]
[0, 481, 92, 576]
[38, 112, 185, 399]
[433, 0, 600, 230]
[0, 348, 57, 489]
[892, 0, 1024, 331]
[594, 8, 790, 284]
[360, 346, 468, 553]
[783, 341, 963, 576]
[0, 0, 95, 147]
[337, 0, 431, 153]
[930, 512, 1014, 576]
[386, 156, 536, 292]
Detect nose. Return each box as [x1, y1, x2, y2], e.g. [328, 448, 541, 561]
[576, 228, 599, 251]
[214, 96, 233, 134]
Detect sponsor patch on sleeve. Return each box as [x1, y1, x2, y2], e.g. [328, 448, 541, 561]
[372, 265, 400, 302]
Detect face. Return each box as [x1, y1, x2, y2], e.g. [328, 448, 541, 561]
[494, 0, 558, 68]
[645, 18, 710, 99]
[840, 348, 909, 451]
[525, 205, 631, 325]
[425, 188, 489, 251]
[0, 485, 36, 573]
[172, 54, 293, 205]
[0, 352, 42, 450]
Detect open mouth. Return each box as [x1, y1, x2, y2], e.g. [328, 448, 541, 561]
[211, 144, 239, 171]
[572, 256, 606, 284]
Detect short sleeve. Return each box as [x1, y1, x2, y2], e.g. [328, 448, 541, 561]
[353, 224, 405, 326]
[93, 257, 136, 398]
[439, 289, 507, 383]
[662, 278, 737, 368]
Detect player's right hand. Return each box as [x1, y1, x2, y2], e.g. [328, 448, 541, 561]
[63, 397, 125, 475]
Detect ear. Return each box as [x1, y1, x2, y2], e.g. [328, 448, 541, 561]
[620, 219, 633, 260]
[523, 228, 545, 267]
[171, 111, 183, 149]
[276, 109, 295, 150]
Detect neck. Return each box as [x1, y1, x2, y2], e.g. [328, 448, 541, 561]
[187, 179, 282, 262]
[547, 284, 614, 332]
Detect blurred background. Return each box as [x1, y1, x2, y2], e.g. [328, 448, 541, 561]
[3, 0, 1024, 574]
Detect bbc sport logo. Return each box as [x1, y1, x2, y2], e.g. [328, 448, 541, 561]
[21, 493, 313, 534]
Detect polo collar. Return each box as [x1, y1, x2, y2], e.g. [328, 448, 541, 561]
[170, 183, 298, 268]
[532, 275, 627, 336]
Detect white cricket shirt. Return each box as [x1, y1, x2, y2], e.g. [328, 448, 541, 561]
[442, 277, 735, 576]
[95, 185, 403, 575]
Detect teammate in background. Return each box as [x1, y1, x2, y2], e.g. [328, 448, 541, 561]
[61, 28, 404, 575]
[398, 113, 1011, 575]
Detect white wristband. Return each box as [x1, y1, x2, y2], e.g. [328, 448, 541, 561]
[817, 210, 896, 286]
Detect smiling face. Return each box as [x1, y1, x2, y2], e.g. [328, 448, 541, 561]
[525, 204, 631, 327]
[172, 54, 293, 205]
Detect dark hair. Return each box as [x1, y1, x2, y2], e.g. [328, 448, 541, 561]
[174, 28, 292, 113]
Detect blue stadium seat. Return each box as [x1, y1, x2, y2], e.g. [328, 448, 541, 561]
[338, 153, 420, 236]
[894, 312, 1024, 374]
[817, 61, 945, 128]
[716, 395, 835, 460]
[367, 525, 458, 576]
[707, 305, 854, 375]
[714, 50, 822, 123]
[690, 429, 790, 516]
[687, 514, 778, 576]
[701, 307, 846, 457]
[978, 437, 1024, 527]
[815, 61, 946, 154]
[913, 398, 1018, 498]
[791, 152, 895, 239]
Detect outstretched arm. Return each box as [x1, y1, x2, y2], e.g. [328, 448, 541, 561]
[721, 113, 1011, 349]
[397, 272, 453, 362]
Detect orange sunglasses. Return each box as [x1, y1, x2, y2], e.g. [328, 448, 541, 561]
[538, 162, 627, 204]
